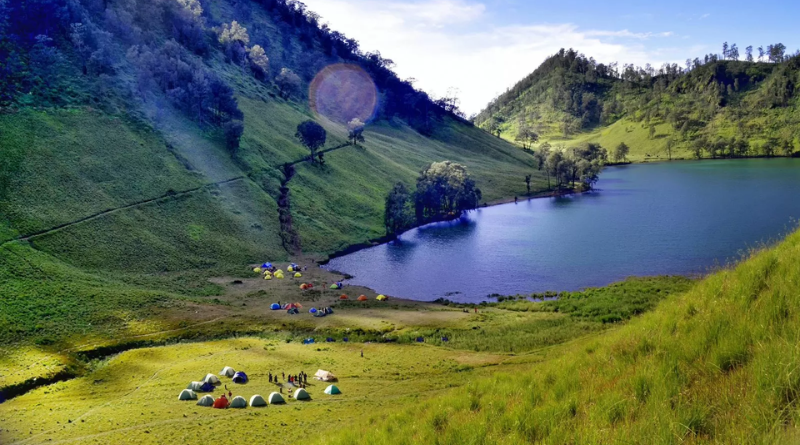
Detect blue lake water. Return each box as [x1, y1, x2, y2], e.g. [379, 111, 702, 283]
[324, 159, 800, 302]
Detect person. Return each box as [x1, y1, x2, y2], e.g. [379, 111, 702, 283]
[474, 307, 478, 313]
[360, 349, 364, 358]
[269, 373, 273, 383]
[282, 372, 285, 380]
[515, 196, 518, 203]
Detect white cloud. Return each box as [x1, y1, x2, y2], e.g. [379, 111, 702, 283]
[303, 0, 675, 115]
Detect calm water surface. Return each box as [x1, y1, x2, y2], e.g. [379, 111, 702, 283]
[324, 159, 800, 302]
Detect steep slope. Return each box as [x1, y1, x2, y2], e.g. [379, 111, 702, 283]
[326, 227, 800, 444]
[0, 0, 544, 346]
[476, 49, 800, 159]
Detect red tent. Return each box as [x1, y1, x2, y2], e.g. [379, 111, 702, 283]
[213, 395, 228, 409]
[357, 295, 368, 301]
[339, 294, 349, 300]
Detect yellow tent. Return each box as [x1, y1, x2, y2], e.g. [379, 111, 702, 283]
[294, 272, 302, 278]
[287, 266, 294, 272]
[253, 267, 262, 273]
[264, 275, 272, 280]
[275, 273, 284, 279]
[376, 295, 388, 301]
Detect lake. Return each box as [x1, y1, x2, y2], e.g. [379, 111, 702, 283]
[324, 159, 800, 303]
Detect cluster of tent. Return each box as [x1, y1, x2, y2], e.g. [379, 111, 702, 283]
[310, 307, 333, 317]
[329, 282, 344, 289]
[179, 367, 342, 409]
[299, 283, 315, 290]
[253, 262, 302, 281]
[339, 294, 388, 301]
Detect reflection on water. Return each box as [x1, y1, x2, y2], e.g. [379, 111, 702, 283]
[325, 159, 800, 303]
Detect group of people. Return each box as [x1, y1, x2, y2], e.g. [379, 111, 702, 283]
[268, 371, 309, 390]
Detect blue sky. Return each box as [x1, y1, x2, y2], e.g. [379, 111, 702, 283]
[302, 0, 800, 115]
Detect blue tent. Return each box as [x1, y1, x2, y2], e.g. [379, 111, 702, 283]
[199, 381, 215, 392]
[416, 337, 425, 343]
[261, 262, 272, 269]
[326, 337, 335, 342]
[343, 337, 349, 342]
[303, 338, 315, 344]
[232, 371, 248, 384]
[309, 308, 318, 314]
[270, 303, 281, 310]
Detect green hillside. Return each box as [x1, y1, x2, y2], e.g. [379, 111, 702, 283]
[475, 48, 800, 161]
[0, 0, 546, 347]
[325, 227, 800, 444]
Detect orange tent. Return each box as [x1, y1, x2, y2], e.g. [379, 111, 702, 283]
[357, 295, 368, 301]
[213, 395, 229, 409]
[339, 294, 349, 300]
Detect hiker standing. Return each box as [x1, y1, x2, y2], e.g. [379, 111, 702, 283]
[360, 349, 364, 358]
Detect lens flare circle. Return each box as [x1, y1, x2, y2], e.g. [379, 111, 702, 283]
[309, 64, 378, 124]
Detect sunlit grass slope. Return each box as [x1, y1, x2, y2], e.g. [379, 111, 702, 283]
[325, 227, 800, 444]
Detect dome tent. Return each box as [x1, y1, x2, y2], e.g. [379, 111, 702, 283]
[261, 262, 272, 269]
[199, 381, 214, 392]
[203, 374, 221, 386]
[229, 396, 247, 408]
[294, 272, 302, 278]
[249, 394, 267, 407]
[358, 295, 368, 301]
[339, 294, 348, 300]
[309, 308, 318, 314]
[213, 395, 229, 409]
[376, 295, 388, 301]
[179, 389, 197, 401]
[264, 274, 272, 280]
[197, 395, 215, 407]
[220, 367, 235, 378]
[187, 381, 204, 391]
[271, 303, 281, 310]
[324, 385, 341, 395]
[268, 392, 285, 404]
[253, 267, 262, 273]
[232, 371, 248, 384]
[294, 388, 311, 400]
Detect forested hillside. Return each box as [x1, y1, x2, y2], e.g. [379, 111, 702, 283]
[475, 46, 800, 161]
[0, 0, 543, 344]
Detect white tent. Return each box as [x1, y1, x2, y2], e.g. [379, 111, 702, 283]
[187, 381, 204, 391]
[220, 367, 236, 378]
[197, 395, 215, 407]
[203, 374, 221, 386]
[294, 388, 310, 400]
[324, 385, 341, 395]
[267, 392, 285, 405]
[229, 396, 247, 408]
[178, 389, 197, 401]
[249, 394, 267, 407]
[314, 369, 337, 382]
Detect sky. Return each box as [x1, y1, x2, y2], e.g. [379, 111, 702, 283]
[301, 0, 800, 116]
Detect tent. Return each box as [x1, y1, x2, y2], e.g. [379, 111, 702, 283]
[271, 303, 281, 310]
[267, 392, 285, 404]
[199, 381, 215, 392]
[232, 371, 248, 384]
[178, 389, 197, 401]
[287, 266, 294, 272]
[376, 295, 388, 301]
[249, 394, 267, 407]
[309, 308, 318, 314]
[290, 263, 299, 269]
[262, 262, 272, 269]
[294, 272, 302, 278]
[213, 395, 229, 409]
[264, 274, 272, 280]
[314, 369, 337, 382]
[253, 267, 262, 273]
[285, 303, 302, 310]
[294, 388, 311, 400]
[339, 294, 348, 300]
[324, 385, 341, 395]
[197, 395, 215, 407]
[203, 374, 221, 386]
[275, 273, 284, 279]
[220, 367, 236, 378]
[358, 295, 368, 301]
[187, 381, 204, 391]
[229, 396, 247, 408]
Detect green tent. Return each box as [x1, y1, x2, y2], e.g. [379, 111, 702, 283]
[324, 385, 341, 395]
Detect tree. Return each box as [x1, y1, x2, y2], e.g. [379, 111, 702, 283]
[295, 120, 326, 162]
[666, 138, 674, 160]
[722, 42, 729, 59]
[514, 125, 539, 150]
[413, 161, 482, 222]
[384, 182, 412, 237]
[729, 44, 739, 61]
[533, 144, 551, 189]
[347, 118, 365, 146]
[768, 43, 787, 63]
[745, 45, 754, 62]
[223, 120, 244, 153]
[218, 21, 249, 64]
[248, 45, 269, 77]
[524, 174, 531, 194]
[613, 142, 630, 162]
[545, 150, 564, 189]
[276, 68, 302, 99]
[648, 124, 656, 140]
[758, 46, 765, 61]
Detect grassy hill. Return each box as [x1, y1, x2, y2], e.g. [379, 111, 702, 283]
[324, 227, 800, 444]
[475, 49, 800, 160]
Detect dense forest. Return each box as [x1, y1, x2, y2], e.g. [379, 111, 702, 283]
[475, 45, 800, 159]
[0, 0, 464, 143]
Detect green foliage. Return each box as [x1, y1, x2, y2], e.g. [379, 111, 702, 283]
[295, 120, 327, 162]
[413, 161, 482, 222]
[384, 182, 412, 236]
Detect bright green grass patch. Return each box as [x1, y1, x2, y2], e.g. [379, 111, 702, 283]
[324, 228, 800, 444]
[0, 338, 509, 445]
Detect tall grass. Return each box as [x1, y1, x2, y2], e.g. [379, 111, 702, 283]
[324, 228, 800, 444]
